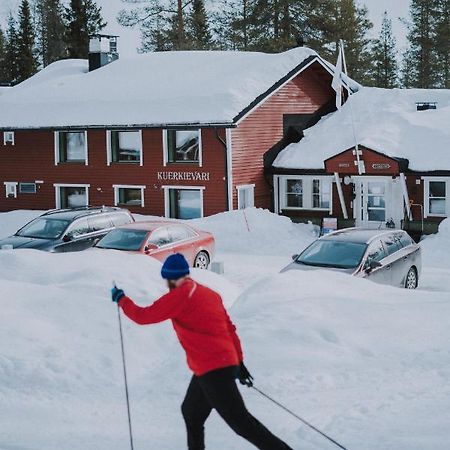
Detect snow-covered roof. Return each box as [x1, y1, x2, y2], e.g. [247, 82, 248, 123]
[273, 87, 450, 172]
[0, 48, 345, 129]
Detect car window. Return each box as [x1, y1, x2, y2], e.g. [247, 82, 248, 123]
[169, 225, 195, 242]
[364, 239, 386, 268]
[111, 212, 133, 227]
[96, 228, 148, 251]
[16, 217, 70, 239]
[397, 232, 413, 248]
[66, 218, 90, 239]
[382, 234, 401, 256]
[88, 215, 113, 232]
[148, 227, 172, 247]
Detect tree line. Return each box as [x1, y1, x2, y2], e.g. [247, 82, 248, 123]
[0, 0, 448, 88]
[0, 0, 106, 85]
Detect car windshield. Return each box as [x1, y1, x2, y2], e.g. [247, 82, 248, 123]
[296, 240, 368, 269]
[96, 228, 148, 251]
[15, 218, 70, 239]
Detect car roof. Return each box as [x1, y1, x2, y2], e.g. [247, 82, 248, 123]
[118, 221, 190, 231]
[40, 207, 127, 221]
[321, 228, 402, 244]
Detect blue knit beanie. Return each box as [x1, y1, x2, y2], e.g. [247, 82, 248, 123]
[161, 253, 190, 280]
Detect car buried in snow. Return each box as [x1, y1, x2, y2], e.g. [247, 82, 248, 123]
[281, 228, 422, 289]
[94, 221, 215, 269]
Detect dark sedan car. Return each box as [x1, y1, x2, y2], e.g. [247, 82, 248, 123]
[281, 228, 422, 289]
[0, 206, 134, 252]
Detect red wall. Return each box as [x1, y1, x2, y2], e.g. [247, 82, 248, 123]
[0, 128, 227, 216]
[231, 62, 335, 209]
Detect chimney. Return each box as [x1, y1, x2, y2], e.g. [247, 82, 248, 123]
[89, 34, 119, 72]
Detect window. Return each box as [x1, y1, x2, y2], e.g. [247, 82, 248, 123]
[66, 218, 90, 239]
[164, 130, 201, 164]
[166, 188, 203, 219]
[283, 177, 332, 210]
[237, 185, 255, 209]
[382, 235, 401, 256]
[16, 217, 70, 239]
[114, 185, 145, 207]
[97, 228, 148, 251]
[429, 181, 446, 215]
[3, 131, 14, 145]
[366, 240, 386, 263]
[4, 182, 18, 198]
[108, 130, 142, 164]
[55, 185, 89, 209]
[168, 225, 196, 242]
[148, 227, 172, 247]
[56, 131, 87, 164]
[19, 183, 37, 194]
[110, 212, 134, 227]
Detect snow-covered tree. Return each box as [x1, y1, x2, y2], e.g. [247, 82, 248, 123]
[3, 15, 20, 84]
[187, 0, 212, 49]
[0, 26, 7, 84]
[433, 0, 449, 88]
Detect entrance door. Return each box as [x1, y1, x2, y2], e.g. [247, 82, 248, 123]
[355, 178, 388, 228]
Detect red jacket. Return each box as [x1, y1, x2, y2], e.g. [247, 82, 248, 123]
[119, 278, 243, 376]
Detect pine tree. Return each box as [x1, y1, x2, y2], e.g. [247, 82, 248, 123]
[368, 12, 398, 88]
[187, 0, 212, 49]
[0, 26, 7, 84]
[433, 0, 449, 88]
[65, 0, 107, 59]
[36, 0, 67, 66]
[16, 0, 39, 83]
[4, 15, 21, 84]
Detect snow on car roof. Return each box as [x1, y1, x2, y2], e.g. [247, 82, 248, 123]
[0, 48, 344, 129]
[273, 86, 450, 172]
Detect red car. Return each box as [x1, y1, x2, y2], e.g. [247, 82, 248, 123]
[95, 221, 215, 269]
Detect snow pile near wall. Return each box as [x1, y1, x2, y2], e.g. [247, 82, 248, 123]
[274, 87, 450, 171]
[420, 218, 450, 267]
[0, 209, 44, 239]
[190, 207, 318, 255]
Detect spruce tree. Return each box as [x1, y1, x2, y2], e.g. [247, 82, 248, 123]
[65, 0, 106, 59]
[187, 0, 212, 49]
[16, 0, 39, 83]
[433, 0, 449, 88]
[0, 26, 7, 84]
[368, 12, 398, 88]
[36, 0, 67, 66]
[4, 15, 20, 84]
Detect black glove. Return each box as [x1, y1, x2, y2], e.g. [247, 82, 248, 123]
[238, 362, 254, 387]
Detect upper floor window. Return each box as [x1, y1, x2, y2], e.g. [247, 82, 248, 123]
[108, 130, 142, 165]
[424, 178, 448, 217]
[55, 131, 88, 164]
[164, 129, 202, 165]
[3, 131, 14, 145]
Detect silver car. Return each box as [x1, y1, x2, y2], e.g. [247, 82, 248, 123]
[282, 228, 422, 289]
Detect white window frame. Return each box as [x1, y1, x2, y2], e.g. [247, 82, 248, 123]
[106, 130, 143, 166]
[19, 182, 37, 194]
[280, 175, 333, 212]
[4, 182, 18, 198]
[237, 184, 255, 209]
[54, 131, 89, 166]
[113, 184, 146, 208]
[162, 129, 203, 167]
[423, 177, 449, 218]
[3, 131, 15, 145]
[162, 185, 205, 219]
[53, 183, 90, 209]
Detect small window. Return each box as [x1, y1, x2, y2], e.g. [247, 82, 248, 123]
[59, 186, 88, 208]
[168, 189, 202, 219]
[169, 225, 196, 242]
[115, 187, 144, 207]
[4, 182, 17, 198]
[110, 212, 134, 227]
[428, 181, 446, 215]
[286, 180, 303, 207]
[109, 130, 142, 164]
[237, 185, 255, 210]
[3, 131, 14, 145]
[57, 131, 87, 163]
[148, 227, 172, 247]
[66, 218, 90, 239]
[88, 215, 113, 232]
[312, 179, 331, 209]
[166, 130, 200, 163]
[19, 183, 37, 194]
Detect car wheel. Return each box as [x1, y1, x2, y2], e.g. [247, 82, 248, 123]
[405, 267, 418, 289]
[194, 251, 210, 270]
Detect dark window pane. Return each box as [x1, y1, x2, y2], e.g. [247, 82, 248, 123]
[60, 187, 87, 208]
[19, 183, 37, 194]
[383, 235, 400, 256]
[111, 131, 141, 163]
[169, 189, 201, 219]
[118, 188, 142, 206]
[429, 181, 446, 198]
[88, 215, 112, 232]
[16, 218, 70, 239]
[366, 240, 386, 264]
[97, 229, 148, 251]
[286, 180, 303, 208]
[167, 130, 199, 163]
[59, 132, 86, 162]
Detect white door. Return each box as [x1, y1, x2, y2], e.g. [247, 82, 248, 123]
[354, 178, 402, 229]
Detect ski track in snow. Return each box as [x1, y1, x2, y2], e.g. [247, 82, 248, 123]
[1, 209, 450, 450]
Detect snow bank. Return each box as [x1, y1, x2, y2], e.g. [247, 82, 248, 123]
[420, 218, 450, 268]
[274, 87, 450, 171]
[190, 207, 318, 255]
[0, 209, 44, 239]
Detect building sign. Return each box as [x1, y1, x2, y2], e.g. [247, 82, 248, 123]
[372, 163, 391, 170]
[157, 171, 210, 182]
[338, 163, 350, 168]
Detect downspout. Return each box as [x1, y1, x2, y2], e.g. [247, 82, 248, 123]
[215, 128, 229, 211]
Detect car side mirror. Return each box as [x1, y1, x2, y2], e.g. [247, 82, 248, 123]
[62, 234, 72, 242]
[144, 243, 158, 254]
[291, 254, 299, 261]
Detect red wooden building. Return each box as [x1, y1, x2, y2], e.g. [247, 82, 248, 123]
[0, 36, 350, 220]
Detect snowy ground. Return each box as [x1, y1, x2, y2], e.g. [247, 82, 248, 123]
[1, 209, 450, 450]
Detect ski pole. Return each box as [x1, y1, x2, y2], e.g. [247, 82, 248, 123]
[251, 385, 348, 450]
[117, 301, 135, 450]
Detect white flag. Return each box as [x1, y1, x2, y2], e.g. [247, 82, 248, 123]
[332, 43, 344, 110]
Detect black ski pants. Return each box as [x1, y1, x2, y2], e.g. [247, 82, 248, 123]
[181, 365, 293, 450]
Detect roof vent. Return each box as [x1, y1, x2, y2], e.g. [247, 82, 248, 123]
[416, 102, 437, 111]
[89, 34, 119, 72]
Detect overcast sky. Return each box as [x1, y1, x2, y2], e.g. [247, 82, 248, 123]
[0, 0, 411, 57]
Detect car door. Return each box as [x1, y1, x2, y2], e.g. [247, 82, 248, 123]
[362, 239, 392, 285]
[168, 225, 197, 265]
[381, 233, 404, 287]
[56, 218, 91, 253]
[86, 215, 114, 247]
[146, 227, 174, 262]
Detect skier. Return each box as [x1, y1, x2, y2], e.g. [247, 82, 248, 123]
[111, 253, 293, 450]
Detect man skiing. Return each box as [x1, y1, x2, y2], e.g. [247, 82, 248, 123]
[111, 253, 293, 450]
